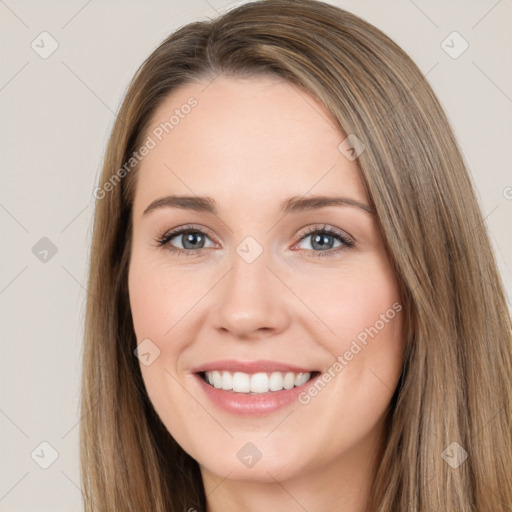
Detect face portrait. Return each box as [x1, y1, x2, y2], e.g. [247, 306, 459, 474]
[127, 75, 406, 501]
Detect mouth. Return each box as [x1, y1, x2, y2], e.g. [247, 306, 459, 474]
[198, 370, 321, 394]
[190, 360, 322, 415]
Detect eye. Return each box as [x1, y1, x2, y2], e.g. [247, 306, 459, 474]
[155, 225, 215, 256]
[293, 224, 354, 258]
[155, 223, 354, 258]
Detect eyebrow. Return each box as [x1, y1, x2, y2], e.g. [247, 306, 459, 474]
[142, 194, 375, 217]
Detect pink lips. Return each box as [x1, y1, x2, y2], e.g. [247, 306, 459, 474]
[189, 359, 320, 417]
[189, 359, 315, 374]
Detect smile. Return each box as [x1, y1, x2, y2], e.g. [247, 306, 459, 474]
[190, 359, 322, 415]
[200, 370, 317, 394]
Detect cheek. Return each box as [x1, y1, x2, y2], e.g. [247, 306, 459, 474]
[128, 255, 215, 407]
[128, 258, 204, 445]
[298, 255, 402, 347]
[296, 255, 405, 401]
[128, 274, 169, 342]
[128, 255, 204, 343]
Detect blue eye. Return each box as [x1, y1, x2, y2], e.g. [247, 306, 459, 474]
[156, 225, 215, 256]
[155, 223, 354, 258]
[295, 225, 354, 258]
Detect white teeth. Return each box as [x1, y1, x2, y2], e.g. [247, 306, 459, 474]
[269, 372, 283, 391]
[283, 372, 295, 390]
[204, 370, 312, 394]
[295, 372, 309, 386]
[232, 372, 251, 392]
[212, 370, 222, 389]
[250, 373, 268, 393]
[221, 371, 232, 390]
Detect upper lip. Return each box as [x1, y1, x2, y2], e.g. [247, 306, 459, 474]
[190, 359, 317, 374]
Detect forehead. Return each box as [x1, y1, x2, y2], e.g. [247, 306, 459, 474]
[132, 75, 368, 216]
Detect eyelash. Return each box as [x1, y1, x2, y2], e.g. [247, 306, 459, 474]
[154, 224, 355, 258]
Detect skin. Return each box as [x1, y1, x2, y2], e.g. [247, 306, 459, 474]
[128, 75, 406, 512]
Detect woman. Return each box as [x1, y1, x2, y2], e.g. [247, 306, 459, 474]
[81, 1, 512, 510]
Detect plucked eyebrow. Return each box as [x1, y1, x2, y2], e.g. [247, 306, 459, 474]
[142, 195, 375, 217]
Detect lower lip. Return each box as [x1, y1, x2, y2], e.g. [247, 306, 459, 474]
[193, 373, 319, 416]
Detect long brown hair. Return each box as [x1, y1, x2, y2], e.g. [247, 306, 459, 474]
[81, 1, 512, 510]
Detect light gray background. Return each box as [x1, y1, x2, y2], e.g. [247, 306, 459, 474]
[1, 0, 511, 510]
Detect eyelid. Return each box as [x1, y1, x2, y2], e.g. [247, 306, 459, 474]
[295, 224, 355, 245]
[158, 223, 217, 241]
[155, 223, 355, 257]
[155, 223, 218, 250]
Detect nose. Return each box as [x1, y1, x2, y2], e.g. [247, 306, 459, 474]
[210, 249, 292, 340]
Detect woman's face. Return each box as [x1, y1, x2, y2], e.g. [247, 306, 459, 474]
[128, 75, 405, 485]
